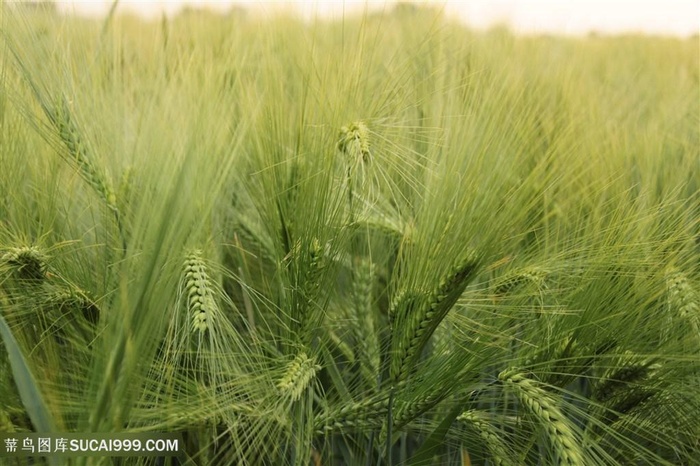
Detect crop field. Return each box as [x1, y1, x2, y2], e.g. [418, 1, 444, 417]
[0, 3, 698, 465]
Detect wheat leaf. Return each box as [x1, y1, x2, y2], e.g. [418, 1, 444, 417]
[0, 314, 58, 436]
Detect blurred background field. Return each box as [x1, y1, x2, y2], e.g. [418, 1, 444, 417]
[0, 2, 698, 465]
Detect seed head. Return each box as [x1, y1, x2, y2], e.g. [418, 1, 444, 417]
[2, 247, 47, 281]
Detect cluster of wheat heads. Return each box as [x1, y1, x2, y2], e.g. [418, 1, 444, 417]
[1, 4, 699, 466]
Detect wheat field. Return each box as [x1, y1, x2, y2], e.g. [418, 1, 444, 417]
[0, 3, 698, 465]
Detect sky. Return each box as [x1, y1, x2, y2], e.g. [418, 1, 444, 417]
[53, 1, 700, 36]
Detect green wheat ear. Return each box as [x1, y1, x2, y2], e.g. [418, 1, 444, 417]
[51, 97, 119, 215]
[665, 268, 698, 318]
[499, 368, 584, 466]
[493, 266, 548, 295]
[458, 411, 514, 466]
[593, 356, 658, 403]
[345, 257, 381, 387]
[338, 121, 371, 164]
[183, 251, 217, 334]
[316, 394, 389, 434]
[391, 251, 480, 381]
[277, 352, 320, 403]
[664, 267, 699, 340]
[2, 247, 48, 282]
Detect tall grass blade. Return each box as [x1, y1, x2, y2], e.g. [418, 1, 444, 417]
[0, 313, 57, 433]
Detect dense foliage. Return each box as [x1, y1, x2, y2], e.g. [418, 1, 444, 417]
[1, 4, 698, 465]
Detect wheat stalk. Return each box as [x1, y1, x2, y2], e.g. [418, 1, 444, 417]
[499, 368, 584, 466]
[391, 251, 480, 381]
[458, 410, 513, 466]
[277, 352, 320, 403]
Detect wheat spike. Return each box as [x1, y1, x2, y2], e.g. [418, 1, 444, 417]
[338, 121, 371, 164]
[458, 411, 513, 466]
[45, 285, 100, 325]
[1, 246, 47, 282]
[183, 251, 217, 333]
[665, 268, 699, 339]
[305, 238, 325, 295]
[388, 287, 416, 324]
[52, 97, 118, 215]
[292, 238, 328, 336]
[316, 394, 389, 434]
[277, 352, 320, 403]
[233, 217, 277, 263]
[352, 258, 380, 384]
[391, 251, 480, 381]
[493, 266, 548, 295]
[594, 360, 657, 403]
[666, 269, 698, 319]
[393, 385, 448, 429]
[499, 368, 584, 466]
[118, 165, 134, 203]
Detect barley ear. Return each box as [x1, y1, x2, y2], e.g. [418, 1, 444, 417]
[338, 121, 371, 164]
[296, 238, 327, 336]
[499, 368, 584, 466]
[458, 411, 513, 466]
[1, 247, 47, 282]
[593, 358, 657, 403]
[45, 285, 101, 324]
[277, 352, 320, 403]
[316, 394, 389, 434]
[183, 251, 216, 334]
[665, 268, 699, 336]
[393, 384, 449, 429]
[391, 251, 480, 381]
[352, 258, 380, 384]
[51, 97, 119, 216]
[493, 266, 548, 296]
